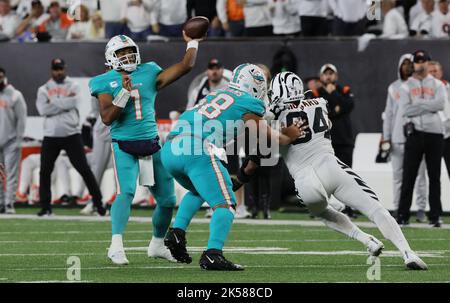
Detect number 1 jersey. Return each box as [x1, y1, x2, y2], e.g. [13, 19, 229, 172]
[89, 62, 162, 141]
[277, 97, 334, 172]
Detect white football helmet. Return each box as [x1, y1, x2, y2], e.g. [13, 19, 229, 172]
[228, 63, 267, 100]
[268, 72, 305, 107]
[105, 35, 141, 72]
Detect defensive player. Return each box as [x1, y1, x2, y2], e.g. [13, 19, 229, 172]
[264, 72, 427, 270]
[89, 33, 202, 265]
[161, 64, 306, 270]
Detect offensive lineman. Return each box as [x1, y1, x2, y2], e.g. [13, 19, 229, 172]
[89, 34, 202, 265]
[161, 64, 306, 270]
[265, 72, 427, 270]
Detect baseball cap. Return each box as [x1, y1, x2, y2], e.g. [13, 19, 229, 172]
[31, 0, 42, 6]
[320, 63, 338, 75]
[208, 58, 223, 69]
[413, 50, 431, 63]
[51, 58, 65, 70]
[49, 1, 60, 7]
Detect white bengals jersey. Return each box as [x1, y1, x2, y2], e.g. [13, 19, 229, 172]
[276, 97, 334, 173]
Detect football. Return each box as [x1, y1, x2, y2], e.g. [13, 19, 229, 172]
[183, 16, 210, 39]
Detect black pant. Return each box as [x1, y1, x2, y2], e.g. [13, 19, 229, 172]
[332, 144, 354, 168]
[39, 134, 102, 210]
[444, 137, 450, 179]
[332, 17, 367, 36]
[300, 16, 329, 36]
[244, 25, 273, 37]
[398, 131, 443, 222]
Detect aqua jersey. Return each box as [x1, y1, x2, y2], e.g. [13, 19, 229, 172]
[169, 88, 266, 147]
[89, 62, 162, 141]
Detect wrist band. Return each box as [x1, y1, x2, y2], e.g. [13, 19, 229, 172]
[186, 40, 199, 51]
[112, 88, 131, 108]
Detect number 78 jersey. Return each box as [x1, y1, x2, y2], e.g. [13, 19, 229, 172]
[277, 97, 335, 170]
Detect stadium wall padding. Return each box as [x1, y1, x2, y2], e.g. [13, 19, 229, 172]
[1, 39, 449, 135]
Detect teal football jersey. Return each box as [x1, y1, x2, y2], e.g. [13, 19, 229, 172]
[170, 88, 266, 147]
[89, 62, 162, 141]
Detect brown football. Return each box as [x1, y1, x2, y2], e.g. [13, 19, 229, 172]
[183, 16, 210, 39]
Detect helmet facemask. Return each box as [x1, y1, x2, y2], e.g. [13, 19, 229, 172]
[113, 46, 140, 72]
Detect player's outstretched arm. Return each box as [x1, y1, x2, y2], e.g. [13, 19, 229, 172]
[97, 74, 131, 126]
[155, 31, 203, 91]
[243, 113, 308, 146]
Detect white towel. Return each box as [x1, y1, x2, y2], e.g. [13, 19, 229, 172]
[138, 156, 155, 187]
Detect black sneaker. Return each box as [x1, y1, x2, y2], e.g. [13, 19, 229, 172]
[396, 217, 409, 226]
[37, 208, 53, 217]
[94, 204, 107, 216]
[429, 219, 442, 228]
[164, 228, 192, 264]
[199, 249, 244, 271]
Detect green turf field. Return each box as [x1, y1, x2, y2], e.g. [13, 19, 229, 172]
[0, 208, 449, 283]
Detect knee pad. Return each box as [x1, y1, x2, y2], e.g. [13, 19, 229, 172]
[294, 166, 328, 216]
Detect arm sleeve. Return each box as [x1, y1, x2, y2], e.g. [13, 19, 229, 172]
[382, 87, 394, 140]
[13, 91, 27, 139]
[216, 0, 228, 23]
[50, 83, 80, 111]
[35, 86, 64, 116]
[404, 84, 446, 117]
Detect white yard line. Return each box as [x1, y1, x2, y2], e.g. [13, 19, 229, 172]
[1, 214, 449, 229]
[1, 238, 449, 244]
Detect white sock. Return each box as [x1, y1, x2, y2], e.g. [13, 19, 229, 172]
[111, 234, 124, 251]
[371, 208, 411, 253]
[319, 207, 372, 246]
[150, 236, 164, 246]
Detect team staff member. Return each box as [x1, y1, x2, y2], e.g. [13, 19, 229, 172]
[0, 67, 27, 214]
[36, 58, 106, 217]
[313, 64, 355, 167]
[397, 50, 448, 227]
[428, 61, 450, 184]
[382, 54, 428, 222]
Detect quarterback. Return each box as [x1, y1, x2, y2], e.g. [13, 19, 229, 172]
[89, 34, 202, 265]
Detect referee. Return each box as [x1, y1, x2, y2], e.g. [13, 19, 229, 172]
[397, 50, 448, 227]
[35, 58, 106, 216]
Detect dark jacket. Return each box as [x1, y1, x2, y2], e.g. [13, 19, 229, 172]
[313, 84, 355, 146]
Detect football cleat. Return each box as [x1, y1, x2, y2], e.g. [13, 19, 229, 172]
[107, 248, 129, 265]
[199, 249, 244, 271]
[403, 250, 428, 270]
[147, 238, 177, 262]
[94, 204, 107, 217]
[366, 236, 384, 257]
[164, 228, 192, 264]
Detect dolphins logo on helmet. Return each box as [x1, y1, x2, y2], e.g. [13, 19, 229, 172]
[228, 63, 267, 100]
[105, 35, 141, 72]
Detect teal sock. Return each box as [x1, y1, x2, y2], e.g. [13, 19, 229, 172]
[152, 205, 174, 238]
[207, 208, 234, 250]
[111, 193, 133, 235]
[173, 192, 204, 231]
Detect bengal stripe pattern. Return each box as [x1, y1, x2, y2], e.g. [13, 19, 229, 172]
[336, 159, 379, 202]
[207, 145, 232, 206]
[111, 144, 121, 195]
